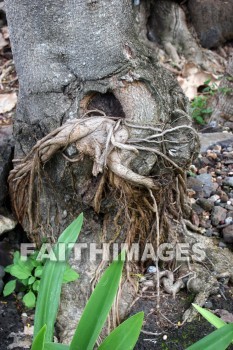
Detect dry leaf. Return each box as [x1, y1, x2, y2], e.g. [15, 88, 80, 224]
[0, 93, 17, 113]
[0, 32, 8, 50]
[177, 62, 219, 100]
[2, 26, 9, 40]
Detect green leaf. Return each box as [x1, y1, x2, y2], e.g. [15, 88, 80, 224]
[4, 264, 13, 273]
[34, 266, 43, 278]
[204, 78, 211, 85]
[186, 324, 233, 350]
[98, 312, 144, 350]
[28, 276, 36, 285]
[23, 290, 36, 308]
[70, 251, 125, 350]
[44, 344, 69, 350]
[31, 325, 47, 350]
[33, 280, 41, 292]
[3, 280, 17, 296]
[10, 265, 32, 280]
[34, 214, 83, 343]
[62, 266, 79, 284]
[13, 251, 20, 264]
[192, 304, 226, 329]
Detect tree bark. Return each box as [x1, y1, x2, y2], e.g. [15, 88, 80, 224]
[5, 0, 199, 343]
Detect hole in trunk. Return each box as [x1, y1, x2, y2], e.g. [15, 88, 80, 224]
[87, 92, 125, 118]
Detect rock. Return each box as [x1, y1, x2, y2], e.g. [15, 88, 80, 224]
[196, 198, 214, 211]
[199, 133, 233, 153]
[222, 225, 233, 244]
[187, 177, 204, 198]
[0, 215, 17, 235]
[191, 212, 200, 226]
[211, 206, 227, 226]
[196, 174, 215, 198]
[192, 203, 204, 215]
[223, 177, 233, 187]
[204, 229, 213, 237]
[219, 242, 227, 248]
[204, 301, 213, 309]
[208, 194, 220, 203]
[0, 125, 14, 206]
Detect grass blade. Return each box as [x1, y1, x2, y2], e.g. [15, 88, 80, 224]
[192, 304, 226, 329]
[34, 214, 83, 342]
[31, 325, 46, 350]
[186, 323, 233, 350]
[44, 343, 69, 350]
[98, 312, 144, 350]
[70, 252, 125, 350]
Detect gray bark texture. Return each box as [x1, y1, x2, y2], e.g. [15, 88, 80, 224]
[211, 55, 233, 127]
[5, 0, 199, 343]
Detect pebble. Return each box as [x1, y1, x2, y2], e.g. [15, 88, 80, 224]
[0, 215, 17, 235]
[223, 177, 233, 187]
[208, 194, 220, 203]
[196, 198, 214, 211]
[147, 266, 157, 274]
[211, 206, 227, 226]
[222, 224, 233, 244]
[219, 242, 227, 248]
[205, 301, 213, 309]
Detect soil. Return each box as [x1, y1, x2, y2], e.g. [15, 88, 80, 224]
[0, 296, 24, 350]
[133, 288, 233, 349]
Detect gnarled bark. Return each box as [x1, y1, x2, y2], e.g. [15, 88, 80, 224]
[5, 0, 200, 343]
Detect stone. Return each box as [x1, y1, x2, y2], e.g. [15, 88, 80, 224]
[222, 225, 233, 244]
[196, 173, 215, 198]
[211, 206, 227, 226]
[223, 177, 233, 187]
[196, 198, 214, 211]
[187, 177, 204, 199]
[199, 133, 233, 153]
[0, 215, 17, 235]
[0, 125, 14, 207]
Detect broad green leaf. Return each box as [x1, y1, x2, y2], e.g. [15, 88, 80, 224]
[70, 252, 125, 350]
[62, 266, 79, 283]
[34, 214, 83, 342]
[3, 280, 16, 296]
[35, 266, 43, 278]
[98, 312, 144, 350]
[10, 265, 31, 280]
[13, 251, 20, 264]
[186, 324, 233, 350]
[23, 290, 36, 308]
[28, 276, 36, 285]
[192, 304, 226, 329]
[31, 325, 46, 350]
[4, 264, 13, 273]
[33, 280, 41, 292]
[44, 343, 69, 350]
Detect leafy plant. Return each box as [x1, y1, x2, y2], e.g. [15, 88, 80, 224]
[31, 213, 144, 349]
[190, 95, 212, 125]
[186, 304, 233, 350]
[190, 78, 233, 125]
[3, 249, 79, 308]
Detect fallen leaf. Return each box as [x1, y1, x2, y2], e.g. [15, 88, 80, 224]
[177, 62, 219, 100]
[0, 92, 17, 113]
[2, 26, 9, 40]
[0, 32, 8, 50]
[215, 309, 233, 323]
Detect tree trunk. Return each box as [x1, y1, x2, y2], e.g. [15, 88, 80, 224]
[5, 0, 199, 343]
[211, 55, 233, 128]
